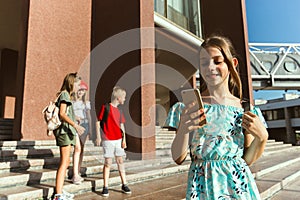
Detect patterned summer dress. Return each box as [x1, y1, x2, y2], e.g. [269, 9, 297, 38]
[166, 103, 267, 200]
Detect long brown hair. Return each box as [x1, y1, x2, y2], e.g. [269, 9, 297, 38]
[199, 35, 243, 100]
[59, 72, 80, 95]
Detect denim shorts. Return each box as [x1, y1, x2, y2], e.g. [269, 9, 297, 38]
[102, 139, 125, 158]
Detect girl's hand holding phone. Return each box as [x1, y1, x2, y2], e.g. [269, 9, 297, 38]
[181, 88, 207, 128]
[179, 101, 207, 132]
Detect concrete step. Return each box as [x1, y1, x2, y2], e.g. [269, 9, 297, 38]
[264, 142, 291, 150]
[0, 146, 174, 172]
[0, 145, 175, 174]
[0, 159, 105, 188]
[0, 156, 179, 190]
[0, 140, 179, 190]
[155, 139, 295, 153]
[71, 144, 300, 200]
[0, 142, 297, 200]
[250, 150, 300, 177]
[269, 177, 300, 200]
[0, 140, 97, 150]
[0, 129, 299, 200]
[0, 159, 190, 200]
[0, 135, 11, 140]
[0, 156, 60, 174]
[0, 129, 184, 199]
[0, 148, 61, 161]
[0, 145, 101, 160]
[256, 158, 300, 199]
[156, 142, 172, 149]
[0, 119, 13, 140]
[155, 129, 175, 135]
[263, 145, 300, 156]
[0, 147, 104, 173]
[155, 135, 175, 140]
[265, 140, 283, 145]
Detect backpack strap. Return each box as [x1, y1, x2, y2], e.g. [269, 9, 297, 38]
[54, 92, 63, 103]
[100, 103, 110, 129]
[102, 103, 110, 123]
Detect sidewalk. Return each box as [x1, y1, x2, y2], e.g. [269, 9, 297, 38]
[74, 173, 187, 200]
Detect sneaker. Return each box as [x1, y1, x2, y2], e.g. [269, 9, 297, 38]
[53, 194, 64, 200]
[63, 190, 74, 199]
[72, 175, 84, 185]
[121, 184, 132, 194]
[101, 186, 109, 197]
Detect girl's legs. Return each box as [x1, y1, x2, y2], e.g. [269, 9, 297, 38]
[79, 142, 85, 173]
[78, 134, 88, 173]
[72, 135, 82, 183]
[55, 145, 71, 194]
[77, 122, 88, 174]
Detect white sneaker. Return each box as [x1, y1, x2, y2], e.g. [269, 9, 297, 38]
[72, 175, 84, 185]
[62, 190, 74, 200]
[53, 194, 64, 200]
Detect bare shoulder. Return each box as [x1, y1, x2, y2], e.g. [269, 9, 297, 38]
[230, 96, 243, 108]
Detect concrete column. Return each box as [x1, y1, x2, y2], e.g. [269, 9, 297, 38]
[15, 0, 91, 140]
[285, 107, 295, 144]
[91, 0, 155, 160]
[140, 0, 156, 159]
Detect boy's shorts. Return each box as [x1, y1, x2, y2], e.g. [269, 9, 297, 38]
[102, 139, 126, 158]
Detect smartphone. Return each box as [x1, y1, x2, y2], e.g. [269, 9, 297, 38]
[181, 88, 207, 126]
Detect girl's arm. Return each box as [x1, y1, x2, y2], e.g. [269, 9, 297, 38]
[171, 122, 190, 165]
[59, 102, 85, 135]
[86, 109, 92, 138]
[242, 111, 268, 165]
[171, 103, 206, 165]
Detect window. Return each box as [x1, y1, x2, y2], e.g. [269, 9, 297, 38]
[291, 106, 300, 118]
[262, 108, 284, 120]
[273, 109, 284, 120]
[154, 0, 202, 37]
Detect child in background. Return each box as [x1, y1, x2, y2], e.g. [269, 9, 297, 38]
[95, 86, 131, 197]
[71, 80, 92, 184]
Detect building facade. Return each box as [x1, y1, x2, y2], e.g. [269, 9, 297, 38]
[258, 94, 300, 145]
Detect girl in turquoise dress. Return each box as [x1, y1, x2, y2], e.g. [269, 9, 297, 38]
[170, 35, 268, 200]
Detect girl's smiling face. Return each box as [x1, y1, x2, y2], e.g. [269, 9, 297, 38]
[77, 89, 86, 98]
[199, 47, 230, 88]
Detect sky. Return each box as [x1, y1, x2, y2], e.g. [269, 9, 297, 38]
[245, 0, 300, 100]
